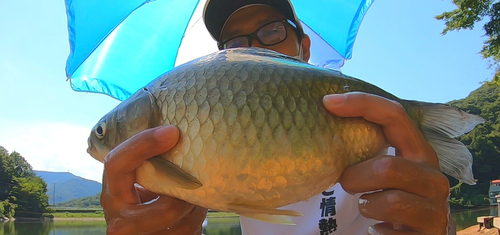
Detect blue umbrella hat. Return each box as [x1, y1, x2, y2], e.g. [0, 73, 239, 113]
[65, 0, 373, 100]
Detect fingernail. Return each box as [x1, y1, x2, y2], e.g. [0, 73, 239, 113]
[368, 226, 381, 235]
[393, 223, 403, 230]
[323, 94, 346, 107]
[154, 125, 178, 142]
[359, 198, 369, 206]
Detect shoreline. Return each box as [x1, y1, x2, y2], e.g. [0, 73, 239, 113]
[0, 217, 105, 222]
[457, 225, 499, 235]
[452, 206, 493, 214]
[1, 211, 238, 222]
[50, 217, 105, 221]
[3, 217, 488, 232]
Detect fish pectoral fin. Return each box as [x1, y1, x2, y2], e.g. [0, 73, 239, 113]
[228, 203, 302, 225]
[147, 157, 202, 190]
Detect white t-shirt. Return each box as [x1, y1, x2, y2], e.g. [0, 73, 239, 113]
[240, 183, 378, 235]
[238, 146, 457, 235]
[240, 148, 397, 235]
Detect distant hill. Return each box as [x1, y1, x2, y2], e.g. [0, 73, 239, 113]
[35, 171, 102, 204]
[56, 192, 101, 208]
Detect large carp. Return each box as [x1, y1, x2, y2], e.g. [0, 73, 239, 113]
[87, 48, 482, 224]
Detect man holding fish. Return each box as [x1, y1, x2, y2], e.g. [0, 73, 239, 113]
[98, 0, 458, 234]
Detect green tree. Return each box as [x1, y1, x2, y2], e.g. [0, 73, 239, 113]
[0, 146, 50, 218]
[447, 83, 500, 206]
[0, 199, 17, 218]
[10, 177, 49, 218]
[0, 147, 14, 202]
[8, 151, 36, 179]
[436, 0, 500, 84]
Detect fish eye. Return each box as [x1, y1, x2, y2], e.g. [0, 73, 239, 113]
[95, 122, 106, 140]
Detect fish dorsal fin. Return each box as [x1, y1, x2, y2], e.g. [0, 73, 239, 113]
[406, 101, 484, 185]
[228, 203, 303, 225]
[147, 157, 202, 190]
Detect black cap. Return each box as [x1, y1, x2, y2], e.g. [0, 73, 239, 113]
[203, 0, 304, 42]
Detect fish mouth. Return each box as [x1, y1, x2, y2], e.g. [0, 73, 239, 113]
[87, 137, 106, 162]
[87, 137, 95, 155]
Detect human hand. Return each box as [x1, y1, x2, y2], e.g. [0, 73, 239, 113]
[100, 125, 208, 235]
[323, 93, 451, 235]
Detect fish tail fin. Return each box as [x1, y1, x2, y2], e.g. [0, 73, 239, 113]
[406, 101, 484, 185]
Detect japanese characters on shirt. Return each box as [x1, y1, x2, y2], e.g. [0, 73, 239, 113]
[319, 189, 338, 235]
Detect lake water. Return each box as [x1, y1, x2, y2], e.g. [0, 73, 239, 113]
[0, 208, 496, 235]
[452, 207, 498, 230]
[0, 217, 242, 235]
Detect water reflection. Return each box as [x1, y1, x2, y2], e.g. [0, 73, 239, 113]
[203, 217, 242, 235]
[0, 217, 242, 235]
[0, 220, 107, 235]
[1, 209, 496, 234]
[452, 207, 498, 230]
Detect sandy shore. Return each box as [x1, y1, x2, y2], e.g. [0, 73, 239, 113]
[458, 225, 499, 235]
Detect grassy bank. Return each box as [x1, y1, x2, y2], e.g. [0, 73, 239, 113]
[51, 211, 105, 218]
[207, 212, 238, 218]
[49, 210, 237, 219]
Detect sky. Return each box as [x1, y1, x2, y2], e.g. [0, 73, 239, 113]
[0, 0, 494, 183]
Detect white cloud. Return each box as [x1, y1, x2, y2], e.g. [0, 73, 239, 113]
[0, 120, 103, 183]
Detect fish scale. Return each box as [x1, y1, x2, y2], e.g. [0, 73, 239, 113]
[144, 49, 387, 209]
[88, 47, 482, 224]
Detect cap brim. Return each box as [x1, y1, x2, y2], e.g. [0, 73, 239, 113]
[203, 0, 302, 42]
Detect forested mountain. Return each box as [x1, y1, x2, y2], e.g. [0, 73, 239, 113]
[447, 83, 500, 206]
[56, 193, 101, 208]
[0, 147, 50, 218]
[35, 171, 102, 204]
